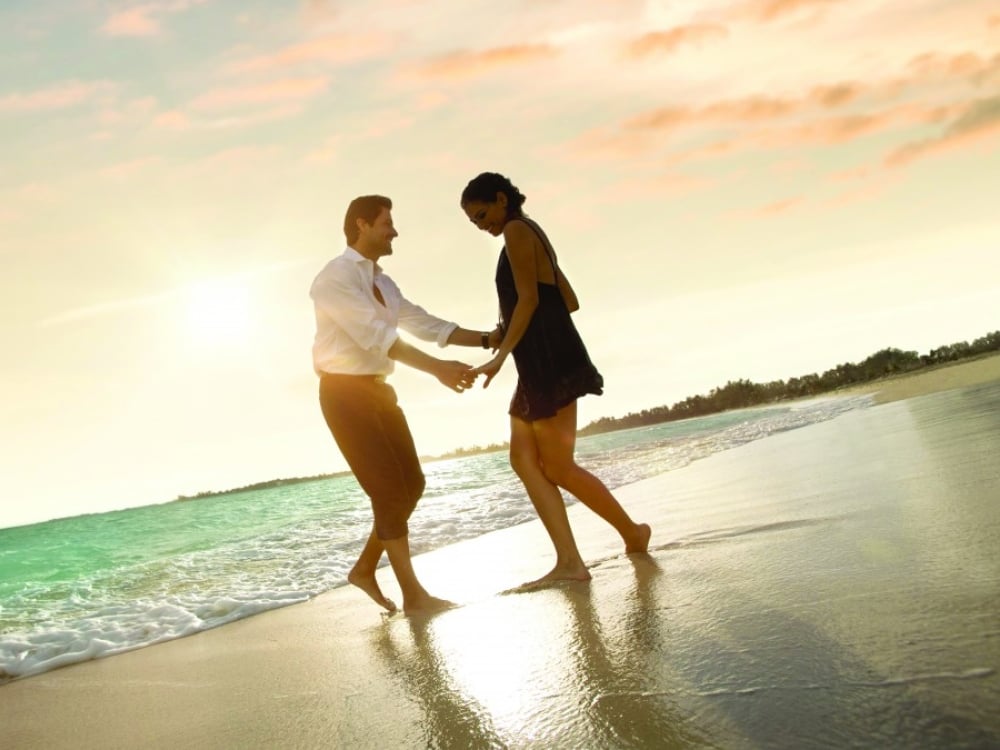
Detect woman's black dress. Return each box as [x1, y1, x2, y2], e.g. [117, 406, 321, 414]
[496, 218, 604, 422]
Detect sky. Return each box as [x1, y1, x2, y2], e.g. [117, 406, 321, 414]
[2, 0, 998, 530]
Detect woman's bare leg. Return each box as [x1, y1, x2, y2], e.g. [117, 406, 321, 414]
[509, 416, 591, 586]
[534, 402, 651, 554]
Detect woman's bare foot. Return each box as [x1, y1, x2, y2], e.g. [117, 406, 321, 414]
[625, 523, 652, 554]
[348, 568, 397, 612]
[517, 563, 592, 591]
[403, 594, 456, 616]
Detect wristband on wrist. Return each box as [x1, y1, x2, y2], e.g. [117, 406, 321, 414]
[481, 331, 490, 349]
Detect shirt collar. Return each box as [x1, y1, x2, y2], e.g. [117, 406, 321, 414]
[343, 246, 383, 275]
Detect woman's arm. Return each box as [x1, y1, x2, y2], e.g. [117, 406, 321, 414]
[470, 219, 540, 387]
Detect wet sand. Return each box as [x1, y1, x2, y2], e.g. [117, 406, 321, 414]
[3, 354, 999, 749]
[842, 352, 1000, 404]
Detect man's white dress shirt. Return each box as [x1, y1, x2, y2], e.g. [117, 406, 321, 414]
[310, 247, 457, 376]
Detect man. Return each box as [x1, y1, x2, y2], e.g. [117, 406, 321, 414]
[311, 194, 498, 615]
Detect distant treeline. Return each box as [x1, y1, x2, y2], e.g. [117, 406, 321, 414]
[174, 469, 353, 501]
[577, 329, 1000, 437]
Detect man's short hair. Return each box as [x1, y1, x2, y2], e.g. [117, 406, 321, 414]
[344, 195, 392, 245]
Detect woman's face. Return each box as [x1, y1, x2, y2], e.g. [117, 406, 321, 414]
[462, 192, 509, 236]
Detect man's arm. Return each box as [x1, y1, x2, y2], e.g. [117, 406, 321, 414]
[394, 281, 501, 350]
[388, 338, 474, 393]
[445, 326, 503, 349]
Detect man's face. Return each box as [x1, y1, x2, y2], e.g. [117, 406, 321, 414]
[359, 207, 398, 258]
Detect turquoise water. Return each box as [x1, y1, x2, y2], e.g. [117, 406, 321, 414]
[0, 395, 873, 681]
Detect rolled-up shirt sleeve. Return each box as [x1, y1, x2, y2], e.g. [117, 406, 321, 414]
[392, 281, 458, 347]
[311, 264, 398, 357]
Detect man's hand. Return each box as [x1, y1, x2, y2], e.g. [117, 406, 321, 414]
[435, 360, 476, 393]
[388, 338, 476, 392]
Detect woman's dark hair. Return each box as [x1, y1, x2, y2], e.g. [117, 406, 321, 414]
[344, 194, 392, 244]
[460, 172, 526, 217]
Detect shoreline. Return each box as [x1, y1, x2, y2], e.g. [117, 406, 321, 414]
[834, 351, 1000, 405]
[178, 353, 1000, 500]
[3, 353, 999, 748]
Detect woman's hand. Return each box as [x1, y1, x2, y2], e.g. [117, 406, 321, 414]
[471, 352, 507, 388]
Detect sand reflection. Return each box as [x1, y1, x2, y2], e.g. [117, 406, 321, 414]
[371, 612, 504, 749]
[370, 553, 708, 748]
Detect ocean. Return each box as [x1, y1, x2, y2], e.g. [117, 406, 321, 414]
[0, 393, 874, 683]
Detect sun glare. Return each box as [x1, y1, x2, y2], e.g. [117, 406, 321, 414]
[182, 278, 253, 345]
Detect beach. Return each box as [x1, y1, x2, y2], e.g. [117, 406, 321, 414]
[3, 354, 999, 749]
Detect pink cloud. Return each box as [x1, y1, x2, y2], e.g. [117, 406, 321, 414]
[905, 50, 1000, 82]
[622, 95, 800, 133]
[753, 0, 845, 23]
[765, 102, 956, 147]
[153, 110, 191, 129]
[99, 157, 164, 179]
[100, 1, 207, 37]
[0, 81, 111, 113]
[305, 135, 340, 165]
[885, 95, 1000, 167]
[358, 113, 416, 140]
[561, 126, 664, 162]
[102, 8, 160, 37]
[701, 96, 801, 121]
[597, 171, 711, 204]
[97, 96, 158, 126]
[623, 24, 728, 59]
[407, 44, 559, 80]
[152, 105, 306, 132]
[809, 82, 862, 108]
[228, 33, 392, 73]
[200, 104, 307, 128]
[181, 145, 281, 174]
[16, 183, 59, 202]
[414, 90, 450, 111]
[580, 47, 989, 162]
[302, 0, 336, 21]
[190, 77, 329, 111]
[753, 197, 802, 216]
[620, 106, 688, 132]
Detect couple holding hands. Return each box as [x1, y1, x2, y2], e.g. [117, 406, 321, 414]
[311, 172, 651, 615]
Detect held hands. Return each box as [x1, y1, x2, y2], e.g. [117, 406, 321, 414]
[436, 326, 507, 392]
[437, 360, 476, 393]
[470, 352, 507, 389]
[468, 325, 506, 388]
[435, 354, 506, 392]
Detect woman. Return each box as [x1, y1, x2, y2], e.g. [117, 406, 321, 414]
[461, 172, 651, 587]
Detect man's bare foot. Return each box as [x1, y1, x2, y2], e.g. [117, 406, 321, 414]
[348, 569, 397, 612]
[517, 563, 592, 591]
[625, 523, 652, 554]
[403, 594, 456, 616]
